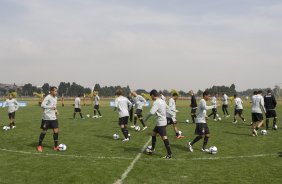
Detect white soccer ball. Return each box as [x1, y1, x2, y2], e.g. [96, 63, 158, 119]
[86, 114, 90, 118]
[113, 134, 120, 140]
[134, 126, 141, 131]
[58, 144, 67, 151]
[209, 146, 218, 154]
[146, 146, 153, 153]
[261, 130, 267, 135]
[2, 126, 8, 131]
[186, 119, 189, 123]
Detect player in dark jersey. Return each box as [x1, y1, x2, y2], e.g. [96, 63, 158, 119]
[264, 89, 278, 130]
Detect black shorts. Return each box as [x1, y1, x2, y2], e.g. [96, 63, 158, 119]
[74, 108, 81, 113]
[94, 105, 100, 110]
[135, 109, 143, 116]
[195, 123, 210, 135]
[40, 120, 59, 130]
[153, 126, 167, 137]
[234, 109, 243, 116]
[8, 112, 16, 119]
[252, 113, 263, 122]
[222, 104, 228, 108]
[119, 116, 129, 125]
[167, 117, 177, 125]
[266, 110, 277, 119]
[191, 108, 197, 114]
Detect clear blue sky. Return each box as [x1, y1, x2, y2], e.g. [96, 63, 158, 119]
[0, 0, 282, 91]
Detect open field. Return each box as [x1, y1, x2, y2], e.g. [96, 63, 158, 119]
[0, 99, 282, 184]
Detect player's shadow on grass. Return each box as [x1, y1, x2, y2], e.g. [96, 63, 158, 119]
[28, 142, 53, 149]
[222, 131, 250, 136]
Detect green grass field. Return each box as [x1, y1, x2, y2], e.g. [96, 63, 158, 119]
[0, 99, 282, 184]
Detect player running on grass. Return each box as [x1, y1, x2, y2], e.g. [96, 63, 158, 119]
[233, 94, 246, 124]
[251, 91, 266, 136]
[37, 87, 60, 152]
[4, 94, 19, 129]
[188, 91, 215, 153]
[130, 91, 147, 131]
[114, 89, 132, 142]
[144, 90, 173, 159]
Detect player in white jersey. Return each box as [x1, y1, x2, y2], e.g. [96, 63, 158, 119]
[208, 94, 221, 121]
[221, 93, 230, 117]
[144, 90, 172, 159]
[166, 93, 184, 139]
[73, 94, 84, 120]
[4, 94, 19, 129]
[130, 91, 147, 131]
[93, 91, 102, 118]
[159, 91, 166, 101]
[233, 94, 246, 124]
[188, 91, 215, 153]
[251, 91, 266, 136]
[114, 89, 132, 142]
[37, 87, 60, 152]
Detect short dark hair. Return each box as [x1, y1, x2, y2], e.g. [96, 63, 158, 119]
[267, 89, 272, 93]
[50, 86, 57, 92]
[258, 90, 263, 94]
[253, 91, 258, 95]
[116, 89, 123, 96]
[172, 93, 178, 97]
[78, 94, 82, 97]
[203, 91, 210, 97]
[150, 89, 159, 97]
[234, 94, 237, 98]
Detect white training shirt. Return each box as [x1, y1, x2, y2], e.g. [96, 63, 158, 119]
[166, 98, 177, 118]
[5, 99, 19, 113]
[222, 94, 229, 105]
[115, 96, 132, 118]
[149, 98, 167, 127]
[235, 97, 243, 110]
[196, 99, 214, 124]
[134, 95, 146, 110]
[41, 94, 58, 120]
[160, 94, 166, 101]
[94, 95, 100, 105]
[211, 96, 217, 107]
[251, 95, 266, 114]
[74, 97, 81, 108]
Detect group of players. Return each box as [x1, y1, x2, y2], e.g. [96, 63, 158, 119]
[1, 87, 278, 158]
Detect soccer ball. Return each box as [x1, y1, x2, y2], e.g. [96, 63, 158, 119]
[2, 126, 8, 131]
[145, 146, 153, 154]
[86, 114, 90, 118]
[186, 119, 189, 123]
[261, 130, 267, 135]
[209, 146, 218, 154]
[58, 144, 67, 151]
[128, 133, 131, 138]
[134, 126, 141, 131]
[113, 134, 119, 140]
[218, 117, 222, 121]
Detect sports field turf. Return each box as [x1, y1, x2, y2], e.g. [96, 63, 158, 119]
[0, 99, 281, 184]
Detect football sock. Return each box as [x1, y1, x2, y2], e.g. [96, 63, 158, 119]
[273, 118, 277, 127]
[12, 121, 15, 126]
[53, 133, 59, 147]
[79, 113, 83, 118]
[134, 117, 137, 126]
[98, 110, 102, 116]
[94, 111, 97, 116]
[73, 113, 76, 119]
[38, 132, 46, 146]
[266, 119, 269, 129]
[163, 139, 172, 155]
[152, 136, 157, 150]
[191, 136, 202, 145]
[121, 128, 128, 139]
[203, 137, 209, 149]
[140, 118, 145, 127]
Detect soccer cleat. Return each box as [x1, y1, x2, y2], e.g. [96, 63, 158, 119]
[187, 142, 193, 152]
[122, 138, 130, 142]
[142, 126, 148, 131]
[37, 146, 43, 152]
[213, 119, 217, 122]
[130, 125, 136, 128]
[53, 146, 60, 151]
[176, 135, 185, 139]
[92, 115, 98, 118]
[233, 120, 237, 124]
[98, 116, 103, 118]
[12, 126, 16, 129]
[200, 148, 210, 152]
[162, 155, 172, 159]
[146, 148, 154, 155]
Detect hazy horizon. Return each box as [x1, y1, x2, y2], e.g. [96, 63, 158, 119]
[1, 0, 282, 92]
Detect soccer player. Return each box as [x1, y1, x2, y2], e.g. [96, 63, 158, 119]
[167, 93, 185, 139]
[4, 94, 19, 129]
[187, 91, 214, 153]
[264, 89, 277, 130]
[144, 90, 172, 159]
[73, 94, 84, 120]
[93, 91, 102, 118]
[37, 87, 60, 152]
[127, 92, 135, 123]
[189, 90, 197, 123]
[222, 93, 230, 117]
[251, 91, 266, 136]
[114, 89, 132, 142]
[130, 91, 147, 130]
[233, 94, 246, 124]
[208, 93, 221, 121]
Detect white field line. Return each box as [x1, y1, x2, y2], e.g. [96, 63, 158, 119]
[113, 138, 152, 184]
[0, 147, 279, 162]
